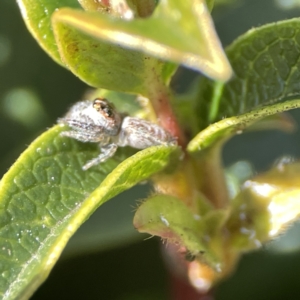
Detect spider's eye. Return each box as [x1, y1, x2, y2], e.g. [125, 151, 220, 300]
[93, 98, 114, 118]
[101, 105, 113, 118]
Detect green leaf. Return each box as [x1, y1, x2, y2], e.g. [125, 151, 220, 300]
[188, 13, 300, 152]
[52, 15, 175, 95]
[52, 0, 232, 83]
[133, 194, 220, 268]
[226, 160, 300, 250]
[0, 125, 177, 300]
[187, 99, 300, 152]
[16, 0, 81, 65]
[196, 18, 300, 129]
[206, 0, 215, 11]
[63, 185, 146, 257]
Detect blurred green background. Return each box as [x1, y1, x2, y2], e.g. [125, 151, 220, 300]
[2, 0, 300, 299]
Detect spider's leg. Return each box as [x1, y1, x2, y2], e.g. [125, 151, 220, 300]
[60, 130, 102, 143]
[59, 118, 105, 132]
[82, 143, 118, 170]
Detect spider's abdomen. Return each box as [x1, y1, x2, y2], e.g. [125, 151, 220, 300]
[118, 117, 177, 149]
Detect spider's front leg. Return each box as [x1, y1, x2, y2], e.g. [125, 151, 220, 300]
[60, 130, 100, 143]
[82, 143, 118, 171]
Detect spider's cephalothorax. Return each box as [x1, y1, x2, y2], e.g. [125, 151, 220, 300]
[58, 98, 177, 170]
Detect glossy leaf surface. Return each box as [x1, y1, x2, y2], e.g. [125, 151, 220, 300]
[52, 17, 173, 94]
[189, 19, 300, 152]
[52, 0, 232, 83]
[16, 0, 81, 65]
[0, 125, 177, 300]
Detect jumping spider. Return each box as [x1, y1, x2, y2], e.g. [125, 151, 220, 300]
[58, 98, 177, 170]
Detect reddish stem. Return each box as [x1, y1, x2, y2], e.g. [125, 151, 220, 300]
[102, 0, 110, 6]
[148, 76, 220, 300]
[163, 244, 216, 300]
[170, 273, 215, 300]
[150, 88, 187, 148]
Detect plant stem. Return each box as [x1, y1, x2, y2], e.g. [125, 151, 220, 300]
[195, 141, 229, 208]
[148, 76, 227, 298]
[164, 244, 215, 300]
[170, 273, 215, 300]
[147, 85, 187, 148]
[208, 81, 224, 123]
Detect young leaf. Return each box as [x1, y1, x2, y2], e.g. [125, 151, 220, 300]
[189, 18, 300, 152]
[16, 0, 81, 65]
[52, 0, 232, 83]
[134, 194, 220, 269]
[226, 160, 300, 250]
[0, 125, 177, 300]
[188, 99, 300, 152]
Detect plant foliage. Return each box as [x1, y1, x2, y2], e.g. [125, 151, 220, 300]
[2, 0, 300, 298]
